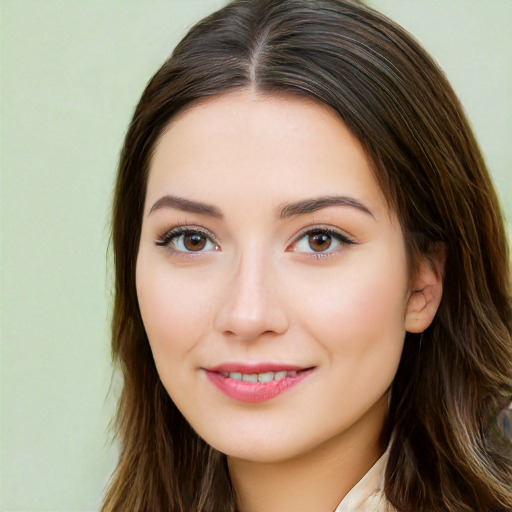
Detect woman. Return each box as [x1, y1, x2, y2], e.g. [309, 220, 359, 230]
[103, 0, 512, 510]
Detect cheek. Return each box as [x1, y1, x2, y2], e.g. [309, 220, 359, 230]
[135, 255, 216, 361]
[291, 249, 408, 357]
[285, 250, 408, 425]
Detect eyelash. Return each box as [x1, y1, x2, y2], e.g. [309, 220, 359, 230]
[155, 225, 356, 257]
[290, 227, 356, 259]
[155, 225, 219, 256]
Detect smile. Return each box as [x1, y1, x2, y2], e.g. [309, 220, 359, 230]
[220, 370, 297, 382]
[204, 365, 314, 402]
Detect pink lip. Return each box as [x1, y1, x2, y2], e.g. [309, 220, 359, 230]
[204, 363, 314, 403]
[208, 362, 305, 373]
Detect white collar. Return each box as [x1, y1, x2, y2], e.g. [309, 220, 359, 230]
[334, 445, 391, 512]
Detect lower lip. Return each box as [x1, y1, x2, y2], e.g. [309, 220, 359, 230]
[205, 370, 313, 402]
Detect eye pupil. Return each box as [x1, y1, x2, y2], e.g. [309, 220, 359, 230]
[184, 234, 206, 251]
[308, 232, 332, 252]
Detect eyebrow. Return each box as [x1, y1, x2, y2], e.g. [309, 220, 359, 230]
[278, 195, 375, 219]
[148, 194, 374, 220]
[149, 195, 223, 218]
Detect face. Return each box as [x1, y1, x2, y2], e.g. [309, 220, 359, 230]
[136, 91, 411, 463]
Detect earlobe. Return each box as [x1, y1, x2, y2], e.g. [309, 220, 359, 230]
[404, 247, 445, 333]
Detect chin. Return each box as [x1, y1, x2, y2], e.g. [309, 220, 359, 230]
[215, 438, 309, 464]
[194, 419, 346, 465]
[191, 420, 309, 463]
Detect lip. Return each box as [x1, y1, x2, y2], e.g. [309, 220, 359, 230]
[204, 363, 314, 403]
[207, 362, 306, 373]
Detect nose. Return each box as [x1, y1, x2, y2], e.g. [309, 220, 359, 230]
[214, 251, 289, 341]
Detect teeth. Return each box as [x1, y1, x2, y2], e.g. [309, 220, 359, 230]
[225, 370, 299, 382]
[258, 372, 274, 383]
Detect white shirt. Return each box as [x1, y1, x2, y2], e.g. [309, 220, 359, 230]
[334, 447, 394, 512]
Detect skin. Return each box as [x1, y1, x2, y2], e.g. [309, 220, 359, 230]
[136, 90, 443, 512]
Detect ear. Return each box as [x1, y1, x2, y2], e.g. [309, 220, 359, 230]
[404, 245, 445, 333]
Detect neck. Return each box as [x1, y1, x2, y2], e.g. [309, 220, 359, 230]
[228, 395, 388, 512]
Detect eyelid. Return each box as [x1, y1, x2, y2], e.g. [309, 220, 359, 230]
[291, 225, 356, 245]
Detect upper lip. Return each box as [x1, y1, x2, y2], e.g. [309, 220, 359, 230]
[205, 363, 311, 373]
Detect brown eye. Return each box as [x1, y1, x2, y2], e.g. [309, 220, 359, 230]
[156, 228, 218, 253]
[290, 227, 354, 255]
[183, 233, 207, 251]
[308, 232, 333, 252]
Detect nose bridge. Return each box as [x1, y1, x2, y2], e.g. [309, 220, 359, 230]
[216, 243, 288, 340]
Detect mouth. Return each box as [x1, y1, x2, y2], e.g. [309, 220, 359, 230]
[219, 369, 300, 383]
[203, 364, 315, 402]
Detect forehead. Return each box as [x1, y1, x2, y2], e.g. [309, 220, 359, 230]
[147, 90, 389, 221]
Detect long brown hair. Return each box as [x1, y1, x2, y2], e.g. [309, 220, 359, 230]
[103, 1, 512, 510]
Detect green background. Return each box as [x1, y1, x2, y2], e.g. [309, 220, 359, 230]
[1, 1, 510, 510]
